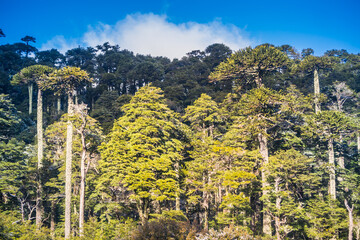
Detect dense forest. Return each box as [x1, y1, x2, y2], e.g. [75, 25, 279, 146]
[0, 31, 360, 240]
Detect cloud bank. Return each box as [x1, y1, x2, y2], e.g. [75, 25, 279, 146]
[41, 13, 253, 59]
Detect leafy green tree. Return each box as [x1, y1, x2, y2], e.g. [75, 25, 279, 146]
[204, 43, 232, 69]
[183, 94, 223, 229]
[231, 87, 284, 235]
[0, 94, 22, 140]
[98, 85, 185, 225]
[36, 49, 64, 67]
[304, 111, 352, 200]
[277, 44, 300, 59]
[265, 149, 320, 239]
[20, 36, 37, 58]
[305, 198, 346, 239]
[301, 48, 314, 58]
[0, 139, 36, 223]
[90, 92, 131, 134]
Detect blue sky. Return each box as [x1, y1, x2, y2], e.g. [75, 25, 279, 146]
[1, 0, 359, 58]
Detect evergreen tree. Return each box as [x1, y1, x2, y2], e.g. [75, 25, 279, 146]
[98, 85, 185, 224]
[209, 44, 289, 89]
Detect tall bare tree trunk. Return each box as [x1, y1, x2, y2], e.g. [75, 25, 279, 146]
[36, 88, 43, 228]
[78, 109, 87, 237]
[65, 94, 74, 239]
[258, 133, 271, 236]
[50, 200, 56, 233]
[357, 131, 360, 159]
[314, 68, 321, 114]
[328, 138, 336, 200]
[274, 177, 282, 240]
[175, 161, 180, 211]
[338, 134, 345, 169]
[345, 199, 354, 240]
[57, 97, 61, 114]
[28, 83, 33, 115]
[203, 174, 210, 231]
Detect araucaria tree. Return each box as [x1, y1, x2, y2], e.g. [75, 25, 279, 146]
[209, 44, 289, 89]
[209, 44, 289, 235]
[12, 65, 54, 227]
[45, 66, 91, 238]
[98, 85, 185, 225]
[295, 55, 336, 113]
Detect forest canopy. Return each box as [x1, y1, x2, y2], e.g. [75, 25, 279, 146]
[0, 35, 360, 240]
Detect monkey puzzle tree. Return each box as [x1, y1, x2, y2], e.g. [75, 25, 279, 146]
[209, 45, 289, 235]
[12, 65, 54, 227]
[294, 55, 336, 113]
[303, 111, 351, 200]
[209, 44, 289, 89]
[44, 66, 91, 238]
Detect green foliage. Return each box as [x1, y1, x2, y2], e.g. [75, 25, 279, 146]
[264, 149, 321, 238]
[12, 65, 54, 86]
[0, 211, 53, 240]
[98, 84, 185, 222]
[0, 139, 30, 196]
[304, 198, 347, 239]
[0, 39, 359, 239]
[44, 66, 92, 95]
[0, 94, 22, 139]
[303, 110, 352, 141]
[295, 55, 337, 73]
[210, 44, 289, 88]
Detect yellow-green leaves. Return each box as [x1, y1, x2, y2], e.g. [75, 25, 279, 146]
[11, 65, 54, 86]
[98, 85, 185, 222]
[43, 66, 92, 95]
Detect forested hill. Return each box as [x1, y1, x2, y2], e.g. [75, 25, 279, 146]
[1, 35, 360, 240]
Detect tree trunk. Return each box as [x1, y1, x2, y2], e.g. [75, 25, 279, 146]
[175, 161, 180, 211]
[137, 199, 149, 225]
[314, 68, 321, 114]
[28, 83, 33, 115]
[345, 199, 354, 240]
[57, 97, 61, 114]
[274, 177, 282, 240]
[338, 134, 345, 183]
[65, 93, 74, 239]
[79, 129, 86, 237]
[357, 131, 360, 159]
[19, 198, 25, 223]
[36, 88, 43, 228]
[338, 134, 345, 169]
[50, 200, 56, 232]
[328, 138, 336, 200]
[203, 174, 210, 231]
[258, 133, 272, 236]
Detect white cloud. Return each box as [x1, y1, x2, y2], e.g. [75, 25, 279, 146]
[41, 13, 253, 59]
[41, 35, 80, 53]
